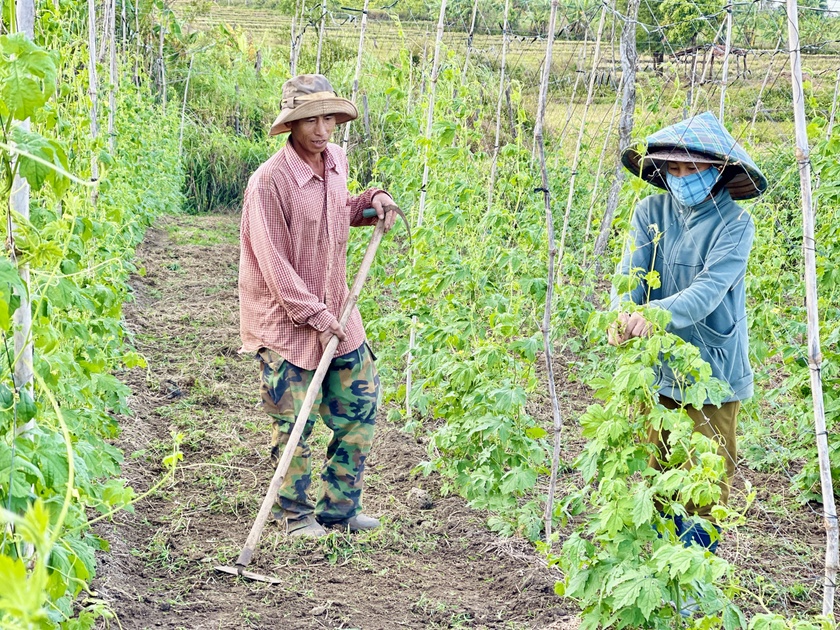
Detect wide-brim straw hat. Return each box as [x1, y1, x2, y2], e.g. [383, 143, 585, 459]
[269, 74, 358, 136]
[621, 111, 768, 200]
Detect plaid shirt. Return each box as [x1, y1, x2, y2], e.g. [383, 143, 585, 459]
[239, 140, 383, 370]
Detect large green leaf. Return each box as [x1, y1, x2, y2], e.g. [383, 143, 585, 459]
[0, 33, 57, 120]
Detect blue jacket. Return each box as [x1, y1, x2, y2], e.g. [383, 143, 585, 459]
[613, 189, 755, 403]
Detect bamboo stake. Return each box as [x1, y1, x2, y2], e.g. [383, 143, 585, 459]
[827, 68, 840, 141]
[87, 0, 101, 193]
[487, 0, 511, 213]
[108, 0, 117, 153]
[405, 0, 447, 422]
[316, 0, 327, 73]
[341, 0, 370, 152]
[11, 0, 35, 401]
[98, 0, 110, 62]
[593, 0, 639, 265]
[121, 0, 126, 54]
[453, 0, 479, 100]
[749, 35, 783, 134]
[786, 0, 839, 615]
[179, 54, 194, 158]
[534, 0, 563, 543]
[157, 4, 166, 109]
[557, 3, 607, 273]
[134, 0, 140, 86]
[584, 76, 622, 254]
[290, 13, 297, 75]
[718, 3, 733, 123]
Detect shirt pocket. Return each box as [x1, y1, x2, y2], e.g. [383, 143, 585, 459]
[689, 320, 747, 388]
[668, 247, 704, 291]
[329, 189, 350, 245]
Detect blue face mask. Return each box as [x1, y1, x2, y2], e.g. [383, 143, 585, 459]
[665, 167, 721, 207]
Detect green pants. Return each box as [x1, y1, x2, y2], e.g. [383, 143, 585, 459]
[258, 343, 379, 525]
[647, 395, 739, 519]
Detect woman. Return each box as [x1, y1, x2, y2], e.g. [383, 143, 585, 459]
[609, 111, 767, 552]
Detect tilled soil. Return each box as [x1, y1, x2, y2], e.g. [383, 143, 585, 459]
[92, 214, 579, 630]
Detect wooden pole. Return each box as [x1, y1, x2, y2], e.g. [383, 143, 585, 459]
[584, 77, 622, 255]
[533, 0, 563, 543]
[341, 0, 370, 152]
[558, 3, 607, 272]
[134, 0, 140, 86]
[405, 0, 447, 421]
[487, 0, 511, 213]
[593, 0, 639, 265]
[454, 0, 479, 100]
[718, 3, 733, 122]
[11, 0, 35, 400]
[827, 68, 840, 141]
[157, 5, 166, 109]
[108, 0, 117, 153]
[786, 0, 839, 614]
[88, 0, 101, 192]
[749, 35, 783, 134]
[121, 0, 126, 54]
[315, 0, 327, 73]
[290, 13, 297, 75]
[179, 54, 194, 158]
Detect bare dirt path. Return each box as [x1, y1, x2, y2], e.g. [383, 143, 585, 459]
[92, 214, 578, 630]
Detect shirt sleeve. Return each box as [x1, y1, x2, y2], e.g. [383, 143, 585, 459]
[246, 183, 337, 332]
[610, 198, 653, 309]
[649, 216, 754, 331]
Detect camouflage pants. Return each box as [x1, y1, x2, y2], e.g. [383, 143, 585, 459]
[258, 342, 379, 525]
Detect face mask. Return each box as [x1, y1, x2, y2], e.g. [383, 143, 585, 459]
[665, 167, 721, 207]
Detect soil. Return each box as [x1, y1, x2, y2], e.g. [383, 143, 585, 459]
[92, 214, 580, 630]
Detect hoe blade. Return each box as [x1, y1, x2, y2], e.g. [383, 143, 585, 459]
[214, 565, 282, 584]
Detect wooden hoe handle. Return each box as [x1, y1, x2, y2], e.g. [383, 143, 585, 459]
[234, 217, 388, 571]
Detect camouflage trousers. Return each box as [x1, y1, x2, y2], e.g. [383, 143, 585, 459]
[257, 342, 379, 525]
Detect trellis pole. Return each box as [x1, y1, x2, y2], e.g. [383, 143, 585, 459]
[179, 55, 194, 158]
[718, 2, 733, 122]
[749, 35, 783, 134]
[157, 4, 166, 109]
[341, 0, 370, 152]
[108, 0, 117, 153]
[405, 0, 447, 422]
[593, 0, 639, 265]
[827, 68, 840, 141]
[315, 0, 327, 73]
[533, 0, 564, 543]
[11, 0, 35, 401]
[487, 0, 510, 213]
[786, 0, 839, 615]
[453, 0, 478, 100]
[87, 0, 101, 196]
[558, 2, 607, 271]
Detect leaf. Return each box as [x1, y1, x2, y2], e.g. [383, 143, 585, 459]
[636, 578, 663, 620]
[11, 126, 70, 196]
[0, 34, 57, 119]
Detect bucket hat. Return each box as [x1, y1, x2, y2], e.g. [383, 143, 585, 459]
[621, 111, 767, 200]
[269, 74, 358, 136]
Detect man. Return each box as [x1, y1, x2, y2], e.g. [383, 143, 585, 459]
[239, 74, 397, 537]
[609, 112, 767, 552]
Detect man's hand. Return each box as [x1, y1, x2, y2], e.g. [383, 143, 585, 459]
[371, 192, 398, 232]
[319, 318, 347, 349]
[608, 312, 652, 346]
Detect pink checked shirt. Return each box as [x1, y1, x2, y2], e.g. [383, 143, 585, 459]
[238, 140, 383, 370]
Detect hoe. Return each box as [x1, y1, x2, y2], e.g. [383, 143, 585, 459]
[216, 206, 408, 584]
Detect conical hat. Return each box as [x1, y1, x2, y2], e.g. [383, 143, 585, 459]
[621, 111, 767, 200]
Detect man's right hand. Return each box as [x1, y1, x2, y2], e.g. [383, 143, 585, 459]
[319, 318, 347, 349]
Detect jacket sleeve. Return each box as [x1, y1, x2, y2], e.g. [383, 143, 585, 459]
[246, 182, 336, 332]
[610, 198, 654, 309]
[649, 216, 754, 331]
[339, 148, 386, 227]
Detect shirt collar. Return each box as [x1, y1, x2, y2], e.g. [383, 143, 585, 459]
[283, 139, 339, 188]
